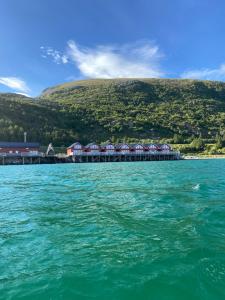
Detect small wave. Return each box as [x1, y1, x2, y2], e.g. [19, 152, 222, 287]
[192, 184, 200, 190]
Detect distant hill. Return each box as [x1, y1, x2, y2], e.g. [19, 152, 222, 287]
[1, 78, 225, 145]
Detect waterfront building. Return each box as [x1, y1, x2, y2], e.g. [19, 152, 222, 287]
[101, 143, 115, 154]
[0, 142, 40, 156]
[84, 143, 100, 154]
[115, 143, 130, 154]
[130, 144, 145, 153]
[66, 142, 175, 158]
[161, 144, 171, 152]
[147, 144, 158, 152]
[67, 142, 83, 156]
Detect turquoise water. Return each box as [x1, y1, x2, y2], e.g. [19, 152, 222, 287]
[1, 160, 225, 300]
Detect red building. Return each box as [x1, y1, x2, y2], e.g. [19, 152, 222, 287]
[115, 143, 130, 154]
[67, 142, 172, 156]
[144, 144, 157, 151]
[67, 142, 83, 156]
[84, 143, 100, 153]
[0, 142, 40, 156]
[160, 144, 171, 151]
[100, 143, 115, 154]
[130, 144, 145, 153]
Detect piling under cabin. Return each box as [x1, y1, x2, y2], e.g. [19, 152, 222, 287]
[67, 142, 83, 156]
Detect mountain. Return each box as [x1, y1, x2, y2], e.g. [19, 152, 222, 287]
[1, 78, 225, 145]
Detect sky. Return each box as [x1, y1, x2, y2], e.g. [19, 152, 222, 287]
[1, 0, 225, 96]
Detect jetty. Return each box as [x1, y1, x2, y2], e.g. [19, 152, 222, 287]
[0, 141, 181, 165]
[0, 154, 73, 166]
[0, 142, 70, 165]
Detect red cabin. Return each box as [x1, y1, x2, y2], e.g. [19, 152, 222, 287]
[0, 142, 40, 156]
[101, 143, 115, 154]
[84, 143, 100, 153]
[115, 143, 130, 154]
[161, 144, 171, 151]
[147, 144, 157, 152]
[67, 142, 83, 156]
[130, 144, 144, 153]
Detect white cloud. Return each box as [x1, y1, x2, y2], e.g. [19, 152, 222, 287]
[41, 46, 68, 64]
[66, 40, 164, 78]
[181, 64, 225, 81]
[0, 77, 30, 93]
[41, 40, 164, 78]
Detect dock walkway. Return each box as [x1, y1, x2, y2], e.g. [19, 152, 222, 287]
[0, 151, 180, 166]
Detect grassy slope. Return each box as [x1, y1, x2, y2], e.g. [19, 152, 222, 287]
[1, 78, 225, 146]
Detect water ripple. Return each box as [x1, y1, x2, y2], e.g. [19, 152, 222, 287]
[1, 160, 225, 299]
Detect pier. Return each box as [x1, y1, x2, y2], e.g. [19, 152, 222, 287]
[0, 151, 180, 166]
[0, 141, 181, 165]
[0, 153, 72, 166]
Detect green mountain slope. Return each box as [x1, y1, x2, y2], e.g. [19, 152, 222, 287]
[1, 78, 225, 145]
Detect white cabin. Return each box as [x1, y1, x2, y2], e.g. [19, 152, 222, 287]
[148, 144, 157, 152]
[117, 144, 130, 154]
[161, 144, 171, 152]
[73, 142, 82, 155]
[86, 143, 100, 154]
[67, 142, 83, 156]
[133, 144, 144, 153]
[102, 143, 115, 154]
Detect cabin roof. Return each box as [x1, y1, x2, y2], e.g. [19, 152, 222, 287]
[85, 142, 99, 148]
[100, 143, 115, 147]
[0, 142, 40, 148]
[67, 142, 171, 150]
[67, 142, 82, 149]
[115, 143, 130, 149]
[143, 143, 157, 147]
[129, 143, 144, 147]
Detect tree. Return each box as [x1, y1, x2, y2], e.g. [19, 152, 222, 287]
[190, 137, 205, 151]
[173, 134, 183, 144]
[215, 134, 223, 149]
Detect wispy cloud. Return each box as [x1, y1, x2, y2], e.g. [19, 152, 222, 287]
[0, 77, 30, 93]
[42, 40, 164, 78]
[67, 40, 164, 78]
[40, 46, 68, 64]
[181, 64, 225, 81]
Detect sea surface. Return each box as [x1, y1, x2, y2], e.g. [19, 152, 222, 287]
[1, 160, 225, 300]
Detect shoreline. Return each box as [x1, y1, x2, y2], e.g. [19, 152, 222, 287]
[184, 155, 225, 160]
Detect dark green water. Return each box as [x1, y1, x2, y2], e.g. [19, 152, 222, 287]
[1, 160, 225, 300]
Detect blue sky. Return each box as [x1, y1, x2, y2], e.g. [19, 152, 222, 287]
[1, 0, 225, 96]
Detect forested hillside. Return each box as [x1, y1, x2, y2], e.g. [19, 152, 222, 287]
[1, 78, 225, 146]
